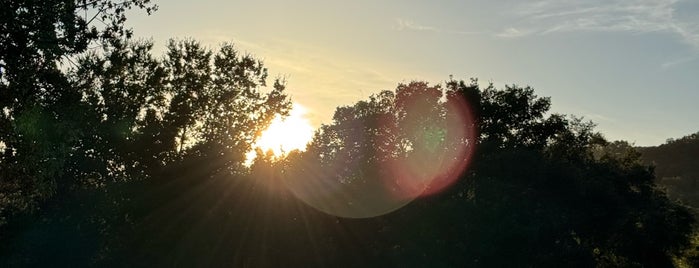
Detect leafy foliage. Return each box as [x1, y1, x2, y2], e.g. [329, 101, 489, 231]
[639, 132, 699, 210]
[1, 38, 291, 265]
[275, 78, 694, 266]
[1, 1, 695, 266]
[0, 0, 157, 225]
[0, 0, 288, 240]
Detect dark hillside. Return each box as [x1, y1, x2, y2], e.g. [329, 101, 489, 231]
[638, 132, 699, 210]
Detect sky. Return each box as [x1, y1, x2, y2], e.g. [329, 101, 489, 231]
[125, 0, 699, 146]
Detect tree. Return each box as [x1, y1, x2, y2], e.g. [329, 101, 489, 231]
[284, 81, 476, 218]
[0, 38, 292, 265]
[639, 132, 699, 210]
[0, 0, 156, 225]
[286, 78, 695, 266]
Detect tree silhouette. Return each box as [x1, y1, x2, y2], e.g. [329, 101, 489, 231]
[283, 81, 476, 218]
[0, 0, 156, 225]
[280, 78, 695, 266]
[1, 1, 696, 266]
[1, 37, 290, 268]
[639, 132, 699, 210]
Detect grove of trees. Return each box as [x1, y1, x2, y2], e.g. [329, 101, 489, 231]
[1, 1, 697, 267]
[639, 133, 699, 212]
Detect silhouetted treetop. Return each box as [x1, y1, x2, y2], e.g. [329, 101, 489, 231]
[278, 78, 695, 266]
[1, 2, 697, 266]
[1, 0, 156, 225]
[638, 131, 699, 215]
[0, 37, 290, 227]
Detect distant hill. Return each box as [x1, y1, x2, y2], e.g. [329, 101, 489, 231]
[638, 132, 699, 209]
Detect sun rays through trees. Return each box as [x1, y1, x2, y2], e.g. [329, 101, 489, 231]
[1, 1, 698, 267]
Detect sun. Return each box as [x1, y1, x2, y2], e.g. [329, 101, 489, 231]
[247, 103, 315, 161]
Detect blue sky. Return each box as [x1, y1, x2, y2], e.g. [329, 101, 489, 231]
[127, 0, 699, 146]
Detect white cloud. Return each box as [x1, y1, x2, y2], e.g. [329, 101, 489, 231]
[500, 0, 699, 49]
[394, 18, 485, 35]
[496, 27, 532, 38]
[395, 18, 437, 32]
[586, 113, 616, 123]
[661, 55, 699, 69]
[200, 34, 401, 127]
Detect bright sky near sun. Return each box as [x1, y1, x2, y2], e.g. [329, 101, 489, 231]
[255, 103, 314, 155]
[244, 103, 314, 163]
[126, 0, 699, 146]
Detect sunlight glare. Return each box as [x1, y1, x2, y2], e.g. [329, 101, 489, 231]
[246, 103, 315, 163]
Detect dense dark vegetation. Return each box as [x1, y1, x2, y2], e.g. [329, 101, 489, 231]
[639, 133, 699, 212]
[1, 1, 697, 267]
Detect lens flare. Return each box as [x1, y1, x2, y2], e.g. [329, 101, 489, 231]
[284, 85, 477, 218]
[382, 94, 476, 199]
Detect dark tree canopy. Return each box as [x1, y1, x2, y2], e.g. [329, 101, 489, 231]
[276, 78, 694, 266]
[1, 1, 697, 267]
[0, 37, 292, 265]
[0, 1, 289, 232]
[1, 0, 156, 224]
[282, 81, 476, 218]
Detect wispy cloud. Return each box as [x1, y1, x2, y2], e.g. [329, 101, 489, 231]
[200, 32, 401, 126]
[661, 55, 699, 69]
[495, 27, 533, 38]
[498, 0, 699, 49]
[586, 113, 617, 123]
[395, 18, 437, 32]
[394, 18, 484, 35]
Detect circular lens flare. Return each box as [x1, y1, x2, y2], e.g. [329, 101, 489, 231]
[383, 95, 476, 199]
[284, 87, 477, 218]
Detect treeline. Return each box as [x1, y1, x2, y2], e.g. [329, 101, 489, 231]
[1, 1, 698, 267]
[639, 132, 699, 211]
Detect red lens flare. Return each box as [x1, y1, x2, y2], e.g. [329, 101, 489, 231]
[381, 94, 476, 200]
[283, 86, 477, 218]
